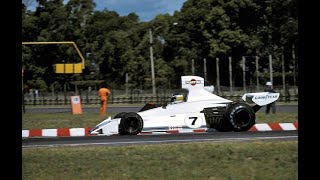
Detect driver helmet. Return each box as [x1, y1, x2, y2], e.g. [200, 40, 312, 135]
[266, 82, 272, 86]
[171, 93, 184, 103]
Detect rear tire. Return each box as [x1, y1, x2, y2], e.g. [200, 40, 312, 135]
[204, 103, 255, 132]
[226, 103, 255, 132]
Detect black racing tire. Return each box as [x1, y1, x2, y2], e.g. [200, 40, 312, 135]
[226, 103, 256, 132]
[115, 112, 128, 135]
[114, 112, 127, 119]
[118, 112, 144, 135]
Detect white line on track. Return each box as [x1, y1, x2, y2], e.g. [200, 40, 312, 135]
[22, 135, 298, 148]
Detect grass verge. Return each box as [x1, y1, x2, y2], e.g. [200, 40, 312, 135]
[255, 112, 298, 123]
[22, 141, 298, 179]
[22, 112, 117, 129]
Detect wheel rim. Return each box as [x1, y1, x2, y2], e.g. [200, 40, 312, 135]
[124, 117, 139, 133]
[234, 109, 251, 127]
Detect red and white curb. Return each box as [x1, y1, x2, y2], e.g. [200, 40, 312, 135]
[22, 122, 298, 138]
[22, 128, 93, 138]
[249, 122, 298, 132]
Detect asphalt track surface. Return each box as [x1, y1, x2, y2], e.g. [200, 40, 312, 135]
[25, 105, 297, 114]
[22, 131, 297, 148]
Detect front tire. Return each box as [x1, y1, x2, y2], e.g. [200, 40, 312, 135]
[119, 112, 144, 135]
[114, 112, 128, 135]
[114, 112, 127, 119]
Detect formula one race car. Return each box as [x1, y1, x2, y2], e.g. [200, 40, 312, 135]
[90, 76, 279, 136]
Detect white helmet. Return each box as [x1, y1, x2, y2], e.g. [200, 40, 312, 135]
[266, 82, 272, 86]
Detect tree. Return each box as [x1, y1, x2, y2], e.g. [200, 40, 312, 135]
[22, 0, 298, 91]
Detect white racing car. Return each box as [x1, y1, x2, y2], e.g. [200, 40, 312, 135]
[90, 76, 279, 136]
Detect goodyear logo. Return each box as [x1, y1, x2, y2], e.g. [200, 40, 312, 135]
[185, 79, 201, 86]
[253, 94, 278, 100]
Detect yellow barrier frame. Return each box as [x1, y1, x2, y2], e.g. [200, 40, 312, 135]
[22, 41, 86, 73]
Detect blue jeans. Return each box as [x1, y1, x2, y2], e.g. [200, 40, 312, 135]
[266, 103, 276, 114]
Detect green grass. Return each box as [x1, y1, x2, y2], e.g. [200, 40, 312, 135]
[274, 101, 298, 105]
[22, 112, 298, 130]
[22, 112, 118, 129]
[256, 112, 298, 123]
[22, 141, 298, 180]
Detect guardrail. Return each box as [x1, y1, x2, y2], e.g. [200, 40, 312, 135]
[24, 94, 298, 106]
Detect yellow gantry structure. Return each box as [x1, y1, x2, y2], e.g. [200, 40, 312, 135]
[22, 41, 86, 73]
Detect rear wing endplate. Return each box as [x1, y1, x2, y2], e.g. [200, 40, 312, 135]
[242, 92, 280, 106]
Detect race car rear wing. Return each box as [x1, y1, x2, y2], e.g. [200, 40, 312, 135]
[242, 92, 280, 106]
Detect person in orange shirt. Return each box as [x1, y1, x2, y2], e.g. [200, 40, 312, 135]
[98, 84, 111, 116]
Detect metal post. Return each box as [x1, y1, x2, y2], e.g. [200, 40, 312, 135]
[64, 82, 67, 105]
[242, 56, 246, 92]
[51, 86, 54, 97]
[125, 73, 129, 95]
[86, 87, 89, 104]
[269, 55, 273, 83]
[255, 56, 260, 91]
[191, 59, 195, 75]
[149, 29, 156, 95]
[148, 24, 176, 95]
[216, 57, 220, 94]
[229, 57, 233, 94]
[204, 58, 207, 83]
[22, 69, 25, 114]
[292, 44, 296, 87]
[282, 47, 286, 93]
[75, 84, 78, 95]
